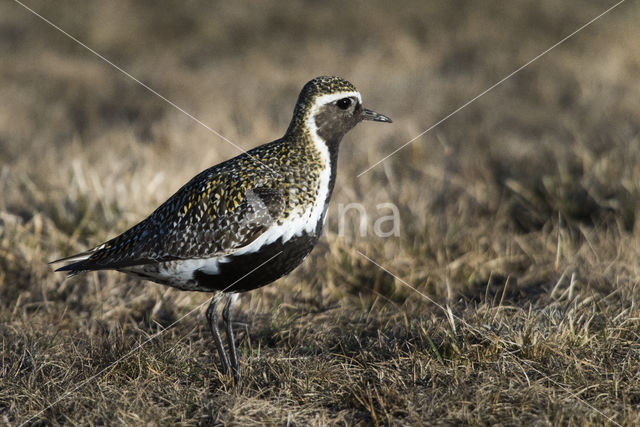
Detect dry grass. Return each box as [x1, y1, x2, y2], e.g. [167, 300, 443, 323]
[2, 0, 640, 425]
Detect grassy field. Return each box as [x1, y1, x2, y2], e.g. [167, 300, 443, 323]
[2, 0, 640, 424]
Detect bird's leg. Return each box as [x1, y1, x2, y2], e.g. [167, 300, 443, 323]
[222, 293, 240, 382]
[206, 294, 231, 376]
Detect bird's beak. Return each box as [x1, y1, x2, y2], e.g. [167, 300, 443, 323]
[362, 108, 392, 123]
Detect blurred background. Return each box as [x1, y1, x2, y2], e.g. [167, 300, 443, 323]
[1, 0, 639, 424]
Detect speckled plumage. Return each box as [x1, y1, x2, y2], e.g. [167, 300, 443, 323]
[53, 76, 391, 380]
[77, 139, 319, 268]
[54, 76, 382, 287]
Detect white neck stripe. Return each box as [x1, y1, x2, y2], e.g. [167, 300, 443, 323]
[219, 92, 358, 258]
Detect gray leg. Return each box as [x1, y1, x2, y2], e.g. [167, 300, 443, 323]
[206, 295, 231, 376]
[222, 293, 239, 382]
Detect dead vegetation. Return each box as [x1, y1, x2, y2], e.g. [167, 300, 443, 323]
[1, 0, 640, 425]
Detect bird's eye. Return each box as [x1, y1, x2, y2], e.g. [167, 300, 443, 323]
[336, 98, 352, 110]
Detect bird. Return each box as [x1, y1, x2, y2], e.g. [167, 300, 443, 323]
[51, 76, 392, 381]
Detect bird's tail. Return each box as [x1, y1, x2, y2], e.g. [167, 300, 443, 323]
[49, 249, 96, 275]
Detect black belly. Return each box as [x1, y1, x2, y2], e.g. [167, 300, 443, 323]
[193, 232, 319, 293]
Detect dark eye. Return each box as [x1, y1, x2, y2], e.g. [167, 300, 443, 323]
[336, 98, 352, 110]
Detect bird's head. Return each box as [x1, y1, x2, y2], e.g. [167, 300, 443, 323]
[287, 76, 391, 144]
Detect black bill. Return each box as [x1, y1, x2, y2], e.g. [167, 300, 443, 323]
[362, 108, 392, 123]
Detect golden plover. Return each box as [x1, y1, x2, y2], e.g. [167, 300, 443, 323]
[52, 76, 392, 380]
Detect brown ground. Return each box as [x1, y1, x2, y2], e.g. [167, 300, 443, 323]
[1, 0, 639, 425]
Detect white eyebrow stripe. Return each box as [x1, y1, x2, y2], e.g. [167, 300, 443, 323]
[314, 91, 362, 106]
